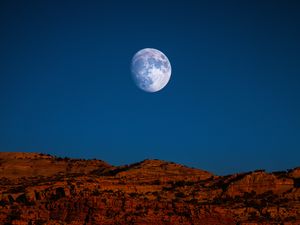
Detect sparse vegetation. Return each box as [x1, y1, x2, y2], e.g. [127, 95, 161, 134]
[0, 153, 299, 224]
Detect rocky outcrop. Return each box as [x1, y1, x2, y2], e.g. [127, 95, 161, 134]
[289, 167, 300, 179]
[225, 171, 294, 196]
[0, 152, 299, 225]
[0, 152, 113, 179]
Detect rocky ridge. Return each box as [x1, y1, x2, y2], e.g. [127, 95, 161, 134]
[0, 152, 299, 225]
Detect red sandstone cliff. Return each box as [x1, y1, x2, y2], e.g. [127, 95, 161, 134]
[0, 152, 299, 225]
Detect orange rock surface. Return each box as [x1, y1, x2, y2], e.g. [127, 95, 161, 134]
[0, 152, 299, 224]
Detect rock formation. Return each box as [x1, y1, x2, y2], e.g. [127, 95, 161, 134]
[0, 152, 299, 224]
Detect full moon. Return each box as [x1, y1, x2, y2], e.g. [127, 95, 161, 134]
[131, 48, 172, 92]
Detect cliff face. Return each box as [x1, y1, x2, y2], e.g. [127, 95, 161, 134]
[0, 152, 299, 225]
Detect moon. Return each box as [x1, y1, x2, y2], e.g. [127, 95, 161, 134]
[131, 48, 172, 92]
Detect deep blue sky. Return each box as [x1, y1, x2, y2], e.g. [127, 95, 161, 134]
[0, 0, 299, 175]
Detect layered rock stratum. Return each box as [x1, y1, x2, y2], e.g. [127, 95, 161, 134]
[0, 152, 299, 225]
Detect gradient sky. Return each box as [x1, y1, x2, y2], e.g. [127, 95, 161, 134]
[0, 0, 299, 175]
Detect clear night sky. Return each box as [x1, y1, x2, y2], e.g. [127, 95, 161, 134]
[0, 1, 299, 175]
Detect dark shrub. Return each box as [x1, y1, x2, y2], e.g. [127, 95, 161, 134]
[16, 193, 29, 205]
[294, 178, 300, 188]
[175, 192, 185, 198]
